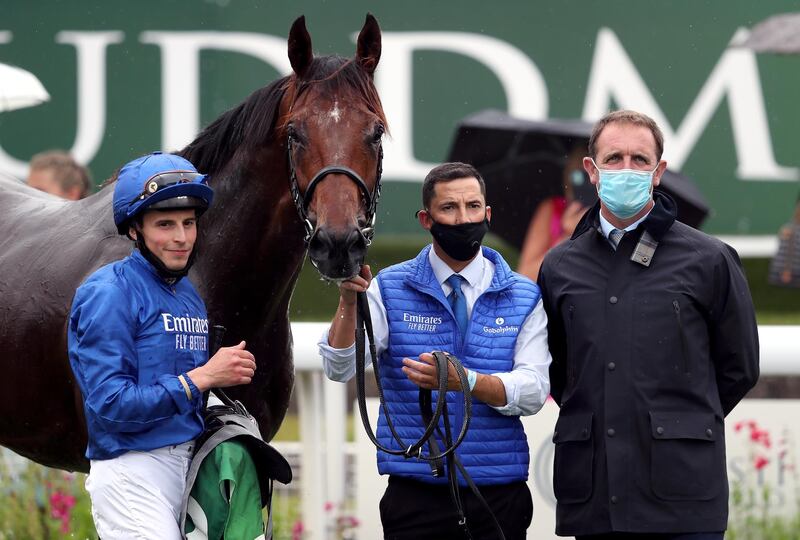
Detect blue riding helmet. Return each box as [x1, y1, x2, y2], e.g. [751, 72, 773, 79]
[112, 152, 214, 235]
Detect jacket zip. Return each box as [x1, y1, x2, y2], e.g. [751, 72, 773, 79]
[672, 300, 690, 374]
[567, 305, 576, 385]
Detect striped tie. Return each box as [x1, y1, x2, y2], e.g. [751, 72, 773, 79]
[609, 228, 625, 250]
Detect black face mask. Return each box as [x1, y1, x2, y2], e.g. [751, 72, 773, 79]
[429, 217, 489, 261]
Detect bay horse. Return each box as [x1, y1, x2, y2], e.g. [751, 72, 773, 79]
[0, 14, 386, 472]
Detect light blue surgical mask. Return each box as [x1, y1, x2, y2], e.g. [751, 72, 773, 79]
[591, 159, 657, 219]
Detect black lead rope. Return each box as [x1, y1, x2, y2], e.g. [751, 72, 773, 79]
[355, 291, 506, 540]
[355, 291, 471, 461]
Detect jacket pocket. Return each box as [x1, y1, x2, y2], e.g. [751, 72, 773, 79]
[649, 411, 722, 501]
[552, 412, 593, 504]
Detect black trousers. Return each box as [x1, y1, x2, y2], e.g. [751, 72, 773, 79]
[379, 475, 533, 540]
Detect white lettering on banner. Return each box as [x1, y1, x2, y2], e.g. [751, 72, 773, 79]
[0, 31, 123, 178]
[583, 28, 798, 181]
[371, 32, 549, 180]
[139, 31, 292, 151]
[0, 28, 792, 184]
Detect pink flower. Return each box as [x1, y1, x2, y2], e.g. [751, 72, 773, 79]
[291, 520, 305, 540]
[324, 501, 335, 512]
[49, 490, 76, 534]
[754, 455, 769, 470]
[336, 514, 361, 529]
[749, 427, 772, 448]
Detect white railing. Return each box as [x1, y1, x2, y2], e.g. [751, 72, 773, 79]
[1, 324, 796, 539]
[289, 323, 799, 540]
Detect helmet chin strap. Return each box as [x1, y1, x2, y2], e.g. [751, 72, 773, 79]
[133, 229, 197, 283]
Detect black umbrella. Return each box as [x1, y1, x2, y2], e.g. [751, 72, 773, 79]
[447, 109, 710, 250]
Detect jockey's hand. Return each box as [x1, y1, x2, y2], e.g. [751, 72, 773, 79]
[402, 352, 463, 392]
[187, 341, 256, 391]
[338, 264, 372, 306]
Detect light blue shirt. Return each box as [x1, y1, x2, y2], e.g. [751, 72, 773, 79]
[598, 206, 653, 246]
[318, 248, 552, 416]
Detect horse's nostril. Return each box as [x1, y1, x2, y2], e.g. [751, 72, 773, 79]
[345, 229, 366, 252]
[307, 232, 329, 264]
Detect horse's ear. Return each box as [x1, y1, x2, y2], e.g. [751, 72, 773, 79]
[288, 15, 313, 78]
[356, 13, 381, 76]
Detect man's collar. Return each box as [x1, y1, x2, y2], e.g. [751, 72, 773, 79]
[574, 191, 677, 242]
[428, 247, 484, 287]
[598, 206, 652, 239]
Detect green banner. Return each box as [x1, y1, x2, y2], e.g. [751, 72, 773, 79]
[1, 0, 799, 235]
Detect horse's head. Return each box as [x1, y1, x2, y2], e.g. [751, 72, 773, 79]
[281, 14, 385, 281]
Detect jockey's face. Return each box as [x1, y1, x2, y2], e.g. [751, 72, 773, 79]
[130, 208, 197, 271]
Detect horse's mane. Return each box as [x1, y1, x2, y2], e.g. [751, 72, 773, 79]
[179, 54, 387, 176]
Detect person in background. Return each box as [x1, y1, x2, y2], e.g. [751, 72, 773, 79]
[517, 145, 589, 280]
[538, 109, 759, 539]
[319, 161, 551, 540]
[26, 149, 91, 200]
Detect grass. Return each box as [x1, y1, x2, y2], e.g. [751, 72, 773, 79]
[290, 234, 800, 324]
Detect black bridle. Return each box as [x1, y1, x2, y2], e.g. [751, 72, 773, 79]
[287, 134, 383, 244]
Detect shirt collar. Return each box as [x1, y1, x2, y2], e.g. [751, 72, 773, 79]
[428, 247, 485, 289]
[598, 206, 653, 239]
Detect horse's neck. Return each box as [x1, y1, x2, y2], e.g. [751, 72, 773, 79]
[192, 159, 306, 334]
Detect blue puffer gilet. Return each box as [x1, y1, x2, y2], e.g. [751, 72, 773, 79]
[375, 245, 541, 485]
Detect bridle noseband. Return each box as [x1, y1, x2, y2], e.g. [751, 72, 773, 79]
[287, 134, 383, 244]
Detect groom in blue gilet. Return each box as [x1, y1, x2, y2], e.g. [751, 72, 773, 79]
[318, 162, 552, 540]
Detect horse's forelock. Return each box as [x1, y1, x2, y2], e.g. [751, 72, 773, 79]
[175, 53, 386, 178]
[286, 55, 388, 130]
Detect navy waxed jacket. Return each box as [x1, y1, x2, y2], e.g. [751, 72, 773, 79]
[68, 250, 209, 460]
[539, 193, 759, 535]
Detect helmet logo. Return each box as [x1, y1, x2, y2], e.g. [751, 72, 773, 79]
[146, 180, 159, 194]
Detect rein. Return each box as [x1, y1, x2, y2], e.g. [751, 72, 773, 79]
[354, 291, 472, 462]
[354, 291, 507, 540]
[287, 134, 383, 244]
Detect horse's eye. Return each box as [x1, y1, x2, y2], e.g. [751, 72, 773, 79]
[287, 124, 297, 142]
[372, 125, 385, 144]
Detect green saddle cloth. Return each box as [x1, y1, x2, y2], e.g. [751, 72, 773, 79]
[184, 440, 266, 540]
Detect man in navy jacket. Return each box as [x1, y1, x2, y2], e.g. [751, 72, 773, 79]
[538, 110, 759, 539]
